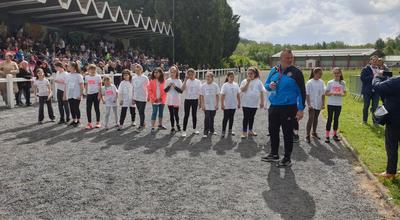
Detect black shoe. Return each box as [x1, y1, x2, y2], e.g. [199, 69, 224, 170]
[293, 134, 300, 143]
[58, 120, 65, 124]
[333, 135, 341, 142]
[325, 137, 331, 143]
[171, 128, 176, 133]
[26, 103, 32, 106]
[68, 121, 76, 126]
[158, 125, 167, 130]
[176, 125, 181, 132]
[73, 121, 80, 127]
[276, 158, 292, 167]
[50, 118, 56, 122]
[305, 136, 311, 143]
[311, 133, 321, 140]
[261, 154, 280, 162]
[38, 121, 43, 125]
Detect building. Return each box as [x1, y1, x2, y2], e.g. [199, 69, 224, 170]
[383, 56, 400, 67]
[271, 48, 380, 69]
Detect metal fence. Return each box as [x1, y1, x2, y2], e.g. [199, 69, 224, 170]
[348, 75, 362, 99]
[0, 68, 240, 109]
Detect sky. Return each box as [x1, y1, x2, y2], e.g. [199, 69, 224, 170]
[227, 0, 400, 45]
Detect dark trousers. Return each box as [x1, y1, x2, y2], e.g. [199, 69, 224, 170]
[68, 99, 81, 120]
[293, 120, 299, 131]
[385, 125, 400, 174]
[363, 92, 379, 123]
[269, 105, 297, 159]
[135, 101, 146, 127]
[17, 86, 31, 105]
[120, 107, 136, 126]
[168, 106, 180, 128]
[86, 93, 100, 123]
[306, 109, 321, 136]
[326, 105, 342, 131]
[57, 90, 70, 121]
[38, 96, 55, 122]
[242, 107, 257, 132]
[204, 110, 216, 135]
[183, 99, 198, 131]
[222, 109, 236, 132]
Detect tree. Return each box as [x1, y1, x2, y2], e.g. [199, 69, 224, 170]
[375, 38, 385, 50]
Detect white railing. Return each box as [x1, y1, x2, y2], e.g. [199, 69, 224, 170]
[0, 68, 240, 109]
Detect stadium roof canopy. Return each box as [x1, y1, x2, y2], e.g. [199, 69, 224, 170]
[0, 0, 174, 39]
[272, 48, 377, 58]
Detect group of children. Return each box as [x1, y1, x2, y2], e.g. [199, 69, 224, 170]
[33, 63, 346, 143]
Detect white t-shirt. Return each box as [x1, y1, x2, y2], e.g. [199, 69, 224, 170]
[200, 82, 220, 111]
[184, 79, 201, 100]
[326, 80, 346, 106]
[55, 71, 69, 91]
[34, 79, 50, 97]
[306, 79, 325, 110]
[85, 74, 102, 95]
[166, 78, 183, 106]
[132, 74, 149, 102]
[102, 85, 118, 107]
[240, 79, 266, 108]
[221, 82, 240, 109]
[118, 80, 134, 107]
[66, 73, 84, 99]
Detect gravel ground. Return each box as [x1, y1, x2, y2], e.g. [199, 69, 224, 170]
[0, 100, 385, 219]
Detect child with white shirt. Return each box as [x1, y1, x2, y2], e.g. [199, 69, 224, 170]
[165, 66, 183, 133]
[118, 69, 136, 131]
[102, 76, 119, 130]
[132, 64, 149, 131]
[305, 67, 325, 143]
[85, 64, 102, 129]
[33, 68, 55, 124]
[220, 71, 240, 137]
[200, 72, 220, 138]
[64, 61, 84, 127]
[54, 62, 70, 124]
[325, 67, 347, 143]
[181, 68, 202, 137]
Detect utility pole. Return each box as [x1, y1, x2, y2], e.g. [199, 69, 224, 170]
[172, 0, 175, 64]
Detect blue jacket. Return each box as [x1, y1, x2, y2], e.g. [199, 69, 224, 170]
[360, 65, 375, 95]
[373, 76, 400, 129]
[265, 65, 306, 111]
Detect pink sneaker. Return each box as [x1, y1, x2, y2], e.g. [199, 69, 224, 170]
[95, 122, 101, 128]
[85, 123, 93, 130]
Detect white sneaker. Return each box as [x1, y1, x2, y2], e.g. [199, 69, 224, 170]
[193, 130, 200, 135]
[131, 122, 136, 127]
[213, 132, 218, 135]
[181, 132, 187, 137]
[202, 134, 208, 138]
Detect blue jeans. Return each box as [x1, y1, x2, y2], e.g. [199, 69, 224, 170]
[151, 104, 165, 121]
[363, 93, 379, 123]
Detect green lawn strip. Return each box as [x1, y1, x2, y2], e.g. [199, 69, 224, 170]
[320, 68, 400, 204]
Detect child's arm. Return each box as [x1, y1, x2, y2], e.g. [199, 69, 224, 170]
[48, 83, 52, 100]
[321, 95, 325, 109]
[240, 80, 250, 92]
[199, 95, 204, 111]
[221, 94, 225, 110]
[306, 95, 311, 109]
[237, 93, 241, 109]
[260, 91, 265, 109]
[215, 94, 219, 111]
[79, 82, 84, 100]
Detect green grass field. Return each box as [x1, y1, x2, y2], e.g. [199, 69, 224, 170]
[320, 68, 400, 204]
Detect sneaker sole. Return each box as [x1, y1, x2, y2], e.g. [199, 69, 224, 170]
[261, 158, 280, 163]
[276, 162, 293, 168]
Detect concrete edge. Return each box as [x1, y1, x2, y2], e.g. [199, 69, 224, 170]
[340, 134, 400, 217]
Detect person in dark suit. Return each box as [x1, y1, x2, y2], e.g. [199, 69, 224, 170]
[16, 60, 32, 106]
[360, 56, 380, 125]
[372, 73, 400, 180]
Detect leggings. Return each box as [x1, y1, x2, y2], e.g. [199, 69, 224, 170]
[168, 106, 180, 128]
[86, 93, 100, 123]
[204, 110, 216, 135]
[242, 107, 257, 132]
[68, 98, 81, 120]
[326, 105, 342, 132]
[120, 107, 136, 126]
[57, 90, 70, 121]
[151, 104, 165, 121]
[135, 101, 146, 127]
[38, 96, 55, 122]
[105, 106, 118, 128]
[306, 108, 321, 136]
[222, 109, 236, 132]
[183, 99, 198, 131]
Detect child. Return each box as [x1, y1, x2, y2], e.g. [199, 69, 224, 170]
[240, 67, 265, 138]
[85, 64, 102, 129]
[165, 66, 183, 133]
[54, 62, 70, 124]
[33, 68, 55, 124]
[64, 61, 84, 127]
[181, 68, 202, 137]
[102, 76, 119, 130]
[200, 71, 220, 138]
[118, 69, 136, 131]
[148, 67, 167, 132]
[132, 64, 149, 131]
[305, 67, 325, 143]
[220, 71, 240, 137]
[325, 67, 346, 143]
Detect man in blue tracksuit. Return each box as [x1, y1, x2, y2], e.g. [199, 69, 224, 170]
[261, 49, 306, 167]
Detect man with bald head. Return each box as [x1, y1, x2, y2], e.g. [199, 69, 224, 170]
[262, 49, 306, 167]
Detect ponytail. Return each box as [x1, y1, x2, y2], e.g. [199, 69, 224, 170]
[309, 68, 314, 80]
